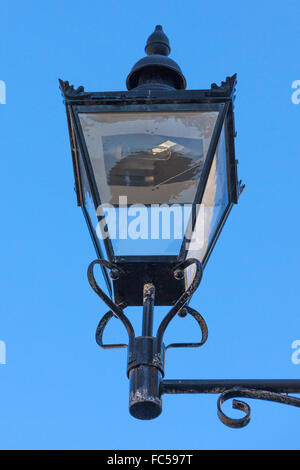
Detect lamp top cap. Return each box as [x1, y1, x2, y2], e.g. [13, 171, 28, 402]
[126, 25, 186, 91]
[145, 25, 171, 56]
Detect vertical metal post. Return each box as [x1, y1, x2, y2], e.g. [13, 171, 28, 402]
[129, 282, 163, 420]
[142, 283, 155, 336]
[129, 364, 162, 420]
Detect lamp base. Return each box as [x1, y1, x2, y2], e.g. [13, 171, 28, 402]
[129, 365, 162, 420]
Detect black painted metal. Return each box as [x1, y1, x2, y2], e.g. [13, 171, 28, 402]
[127, 336, 165, 377]
[112, 261, 185, 306]
[129, 365, 162, 420]
[82, 206, 112, 296]
[87, 259, 135, 347]
[88, 257, 300, 426]
[145, 24, 170, 56]
[162, 379, 300, 395]
[178, 102, 229, 263]
[95, 310, 128, 349]
[165, 305, 208, 350]
[142, 283, 155, 337]
[127, 260, 204, 419]
[63, 96, 239, 278]
[60, 96, 239, 299]
[217, 387, 300, 428]
[59, 26, 240, 287]
[155, 258, 203, 355]
[128, 286, 162, 420]
[162, 379, 300, 428]
[60, 26, 300, 428]
[126, 25, 186, 91]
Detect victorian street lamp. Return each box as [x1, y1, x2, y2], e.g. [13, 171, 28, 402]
[60, 26, 300, 427]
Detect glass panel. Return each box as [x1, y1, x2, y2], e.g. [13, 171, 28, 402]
[78, 111, 219, 257]
[79, 111, 218, 205]
[76, 138, 109, 262]
[77, 141, 97, 233]
[99, 204, 192, 256]
[185, 124, 229, 285]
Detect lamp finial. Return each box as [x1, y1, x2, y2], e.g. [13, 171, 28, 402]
[145, 25, 171, 56]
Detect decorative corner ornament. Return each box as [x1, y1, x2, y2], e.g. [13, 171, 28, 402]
[210, 73, 237, 97]
[59, 79, 85, 98]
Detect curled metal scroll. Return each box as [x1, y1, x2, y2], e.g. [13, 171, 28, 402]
[156, 258, 203, 354]
[165, 306, 208, 350]
[95, 310, 128, 349]
[87, 259, 135, 347]
[217, 387, 300, 428]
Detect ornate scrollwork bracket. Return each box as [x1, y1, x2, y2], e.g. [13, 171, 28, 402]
[165, 305, 208, 350]
[87, 258, 206, 366]
[86, 258, 300, 425]
[217, 387, 300, 428]
[87, 259, 135, 350]
[162, 379, 300, 427]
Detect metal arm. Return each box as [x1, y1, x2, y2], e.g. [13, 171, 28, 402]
[162, 379, 300, 428]
[217, 387, 300, 428]
[87, 258, 300, 427]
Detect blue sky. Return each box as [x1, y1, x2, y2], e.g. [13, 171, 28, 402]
[1, 0, 300, 450]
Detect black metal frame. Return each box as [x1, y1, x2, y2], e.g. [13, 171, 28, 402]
[71, 101, 227, 263]
[60, 25, 300, 427]
[87, 257, 300, 427]
[60, 75, 240, 304]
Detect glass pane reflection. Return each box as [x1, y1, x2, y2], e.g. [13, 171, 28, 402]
[185, 125, 229, 286]
[77, 139, 109, 262]
[79, 111, 219, 206]
[99, 204, 192, 256]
